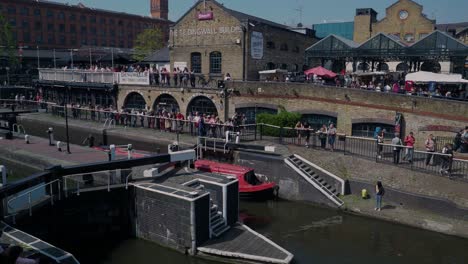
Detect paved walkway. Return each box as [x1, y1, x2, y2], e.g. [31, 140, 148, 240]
[0, 136, 137, 170]
[287, 145, 468, 208]
[341, 194, 468, 239]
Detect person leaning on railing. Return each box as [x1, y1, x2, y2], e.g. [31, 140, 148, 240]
[403, 132, 415, 163]
[391, 133, 403, 164]
[425, 134, 436, 166]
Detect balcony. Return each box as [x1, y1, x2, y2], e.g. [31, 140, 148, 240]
[38, 69, 149, 85]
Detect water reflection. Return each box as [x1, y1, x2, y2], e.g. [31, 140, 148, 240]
[239, 200, 468, 264]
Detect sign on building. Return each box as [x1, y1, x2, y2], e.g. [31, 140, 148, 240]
[198, 11, 214, 21]
[251, 31, 264, 60]
[119, 72, 150, 85]
[174, 62, 188, 70]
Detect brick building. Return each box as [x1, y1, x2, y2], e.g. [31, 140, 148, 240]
[169, 0, 318, 81]
[0, 0, 171, 49]
[353, 0, 435, 44]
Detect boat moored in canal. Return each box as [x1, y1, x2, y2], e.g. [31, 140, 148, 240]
[194, 159, 278, 200]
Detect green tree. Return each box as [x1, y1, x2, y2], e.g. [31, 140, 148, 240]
[257, 110, 301, 137]
[0, 14, 18, 66]
[133, 28, 164, 61]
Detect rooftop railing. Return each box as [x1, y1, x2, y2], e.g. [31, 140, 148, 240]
[38, 69, 149, 85]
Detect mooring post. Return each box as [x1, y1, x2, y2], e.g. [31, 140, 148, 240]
[47, 127, 54, 146]
[109, 144, 116, 161]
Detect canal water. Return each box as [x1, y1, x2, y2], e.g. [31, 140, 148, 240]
[96, 200, 468, 264]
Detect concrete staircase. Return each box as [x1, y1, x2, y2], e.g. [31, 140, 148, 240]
[186, 180, 230, 238]
[285, 155, 344, 207]
[210, 202, 230, 237]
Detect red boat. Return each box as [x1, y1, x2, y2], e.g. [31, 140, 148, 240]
[194, 160, 278, 200]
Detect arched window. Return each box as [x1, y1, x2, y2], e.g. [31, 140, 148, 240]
[124, 92, 146, 110]
[266, 62, 276, 70]
[209, 51, 222, 74]
[266, 41, 275, 49]
[191, 52, 202, 73]
[187, 96, 218, 116]
[154, 94, 180, 113]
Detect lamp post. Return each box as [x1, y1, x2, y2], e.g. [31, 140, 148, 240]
[36, 46, 40, 69]
[53, 49, 56, 69]
[69, 49, 78, 69]
[5, 67, 9, 86]
[89, 48, 92, 68]
[64, 86, 71, 154]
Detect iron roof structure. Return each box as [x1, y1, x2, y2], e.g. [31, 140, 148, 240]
[306, 30, 468, 61]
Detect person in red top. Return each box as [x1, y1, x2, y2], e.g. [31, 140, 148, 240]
[176, 112, 185, 133]
[403, 131, 416, 163]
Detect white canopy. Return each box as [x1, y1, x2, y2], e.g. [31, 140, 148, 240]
[258, 69, 288, 75]
[405, 71, 468, 83]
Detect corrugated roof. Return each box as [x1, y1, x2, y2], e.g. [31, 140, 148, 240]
[357, 33, 407, 48]
[305, 34, 359, 52]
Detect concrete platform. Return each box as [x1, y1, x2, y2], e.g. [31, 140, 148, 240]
[198, 223, 293, 264]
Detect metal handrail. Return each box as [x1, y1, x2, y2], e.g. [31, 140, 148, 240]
[7, 179, 61, 221]
[125, 172, 133, 190]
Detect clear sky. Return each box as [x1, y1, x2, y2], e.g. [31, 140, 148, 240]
[59, 0, 468, 25]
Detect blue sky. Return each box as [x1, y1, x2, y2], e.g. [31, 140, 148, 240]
[60, 0, 467, 25]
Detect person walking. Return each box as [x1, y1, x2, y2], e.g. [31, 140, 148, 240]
[425, 134, 436, 166]
[327, 123, 337, 151]
[391, 133, 403, 164]
[375, 181, 385, 211]
[403, 132, 416, 163]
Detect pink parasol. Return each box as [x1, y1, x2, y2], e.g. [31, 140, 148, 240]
[304, 66, 337, 78]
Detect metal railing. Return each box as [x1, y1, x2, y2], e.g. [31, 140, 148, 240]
[63, 169, 132, 196]
[39, 69, 118, 84]
[6, 179, 61, 223]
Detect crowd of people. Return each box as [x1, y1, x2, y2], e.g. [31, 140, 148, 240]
[56, 103, 249, 140]
[386, 129, 468, 176]
[59, 64, 233, 88]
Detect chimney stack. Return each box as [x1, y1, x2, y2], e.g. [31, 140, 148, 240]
[151, 0, 168, 20]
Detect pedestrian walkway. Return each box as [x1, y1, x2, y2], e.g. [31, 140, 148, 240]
[287, 145, 468, 208]
[341, 194, 468, 239]
[0, 136, 135, 169]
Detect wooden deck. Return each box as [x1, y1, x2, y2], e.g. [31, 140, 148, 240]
[198, 223, 293, 264]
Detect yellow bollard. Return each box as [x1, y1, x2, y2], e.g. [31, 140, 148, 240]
[361, 189, 368, 199]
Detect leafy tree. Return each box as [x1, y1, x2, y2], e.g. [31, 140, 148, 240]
[257, 110, 301, 137]
[0, 14, 18, 66]
[133, 28, 164, 61]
